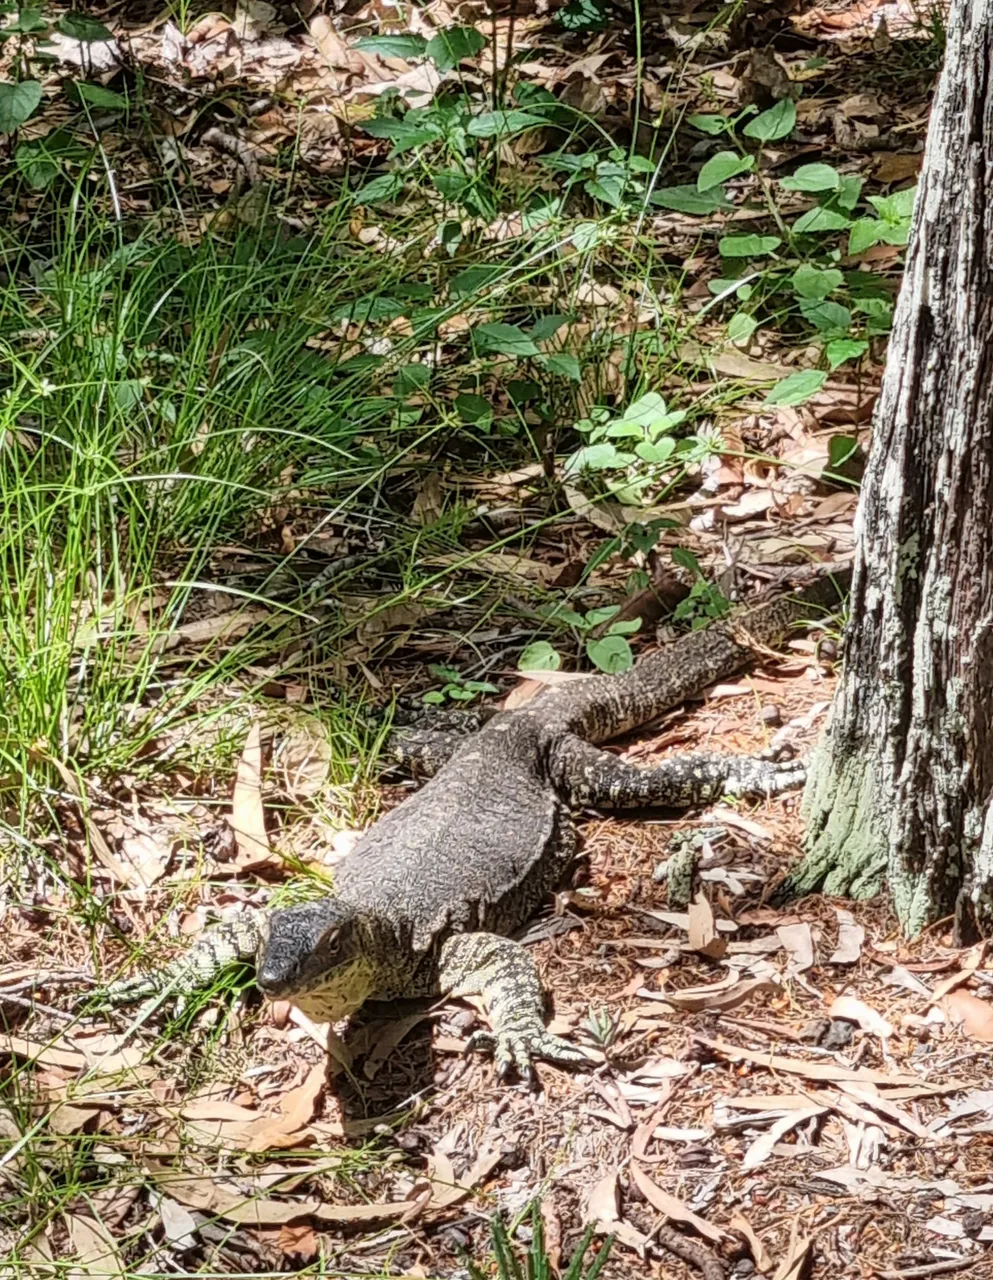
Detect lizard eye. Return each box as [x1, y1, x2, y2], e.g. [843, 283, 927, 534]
[324, 932, 340, 956]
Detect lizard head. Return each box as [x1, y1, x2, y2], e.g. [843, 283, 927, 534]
[256, 899, 379, 1021]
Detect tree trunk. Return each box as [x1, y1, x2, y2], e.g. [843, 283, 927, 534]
[790, 0, 993, 936]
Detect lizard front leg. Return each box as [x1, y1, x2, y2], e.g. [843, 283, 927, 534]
[438, 932, 590, 1080]
[554, 736, 805, 808]
[93, 914, 264, 1013]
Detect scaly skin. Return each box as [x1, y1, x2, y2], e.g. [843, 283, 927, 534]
[99, 575, 846, 1077]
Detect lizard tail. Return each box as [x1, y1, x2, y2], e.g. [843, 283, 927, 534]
[542, 570, 849, 745]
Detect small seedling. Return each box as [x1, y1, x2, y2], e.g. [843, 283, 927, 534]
[423, 664, 500, 705]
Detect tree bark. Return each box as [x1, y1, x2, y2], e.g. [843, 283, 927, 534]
[790, 0, 993, 936]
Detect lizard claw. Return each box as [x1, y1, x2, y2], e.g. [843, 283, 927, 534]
[465, 1027, 592, 1081]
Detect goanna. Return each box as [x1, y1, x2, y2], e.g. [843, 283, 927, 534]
[100, 577, 843, 1079]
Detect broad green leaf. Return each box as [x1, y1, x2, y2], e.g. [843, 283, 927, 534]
[650, 184, 732, 214]
[449, 264, 502, 295]
[16, 138, 60, 187]
[708, 277, 753, 298]
[518, 641, 561, 672]
[530, 314, 569, 341]
[763, 369, 828, 407]
[475, 322, 539, 357]
[619, 392, 667, 426]
[672, 546, 703, 575]
[7, 7, 46, 33]
[0, 80, 42, 132]
[835, 175, 864, 210]
[331, 297, 404, 324]
[718, 234, 781, 257]
[791, 264, 843, 299]
[800, 299, 852, 333]
[607, 617, 642, 636]
[585, 175, 626, 208]
[727, 311, 758, 343]
[792, 206, 850, 234]
[743, 98, 796, 142]
[76, 82, 127, 110]
[779, 163, 841, 192]
[353, 172, 404, 203]
[634, 438, 676, 465]
[557, 0, 609, 31]
[828, 434, 859, 470]
[426, 26, 485, 72]
[587, 634, 634, 674]
[394, 364, 431, 396]
[697, 150, 754, 191]
[355, 34, 427, 57]
[467, 109, 545, 138]
[455, 393, 493, 428]
[542, 353, 581, 380]
[848, 217, 885, 255]
[111, 379, 145, 411]
[687, 113, 728, 135]
[584, 606, 621, 626]
[565, 443, 629, 473]
[825, 338, 868, 370]
[56, 11, 113, 40]
[869, 185, 917, 222]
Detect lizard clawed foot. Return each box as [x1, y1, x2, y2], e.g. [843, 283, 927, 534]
[722, 756, 807, 797]
[465, 1027, 592, 1081]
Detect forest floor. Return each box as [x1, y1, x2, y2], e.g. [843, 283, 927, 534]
[4, 0, 992, 1277]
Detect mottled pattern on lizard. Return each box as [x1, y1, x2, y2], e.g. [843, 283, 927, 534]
[99, 575, 845, 1078]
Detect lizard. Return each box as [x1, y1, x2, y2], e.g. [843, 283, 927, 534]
[98, 572, 845, 1079]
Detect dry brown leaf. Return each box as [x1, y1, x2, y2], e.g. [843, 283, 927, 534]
[939, 989, 993, 1042]
[154, 1168, 416, 1225]
[777, 922, 814, 972]
[694, 1034, 958, 1089]
[828, 995, 894, 1039]
[410, 472, 444, 526]
[741, 1106, 826, 1171]
[278, 1062, 326, 1131]
[772, 1232, 813, 1280]
[149, 605, 270, 654]
[273, 715, 332, 801]
[584, 1172, 620, 1226]
[1, 1035, 87, 1070]
[730, 1210, 775, 1272]
[930, 945, 985, 1002]
[48, 1099, 102, 1136]
[46, 758, 135, 886]
[687, 893, 727, 960]
[827, 909, 864, 964]
[874, 152, 923, 183]
[279, 1222, 320, 1261]
[836, 1082, 930, 1138]
[651, 976, 775, 1013]
[67, 1214, 124, 1280]
[425, 1146, 504, 1210]
[231, 722, 272, 869]
[629, 1163, 723, 1242]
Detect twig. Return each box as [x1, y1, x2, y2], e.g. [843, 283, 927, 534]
[875, 1260, 983, 1279]
[201, 126, 262, 185]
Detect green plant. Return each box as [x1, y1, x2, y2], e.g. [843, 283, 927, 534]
[671, 549, 731, 628]
[0, 5, 127, 185]
[461, 1201, 613, 1280]
[520, 604, 641, 675]
[422, 664, 500, 705]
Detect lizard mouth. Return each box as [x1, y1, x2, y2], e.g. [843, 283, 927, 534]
[263, 957, 379, 1021]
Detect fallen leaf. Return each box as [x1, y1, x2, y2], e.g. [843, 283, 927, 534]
[279, 1222, 320, 1261]
[687, 892, 727, 960]
[231, 722, 272, 869]
[67, 1214, 124, 1280]
[730, 1210, 775, 1272]
[828, 995, 894, 1039]
[827, 909, 864, 964]
[278, 1062, 326, 1131]
[629, 1163, 723, 1242]
[772, 1232, 813, 1280]
[158, 1197, 198, 1250]
[939, 990, 993, 1042]
[584, 1172, 620, 1226]
[693, 1034, 959, 1089]
[741, 1106, 826, 1170]
[777, 922, 814, 972]
[644, 976, 775, 1013]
